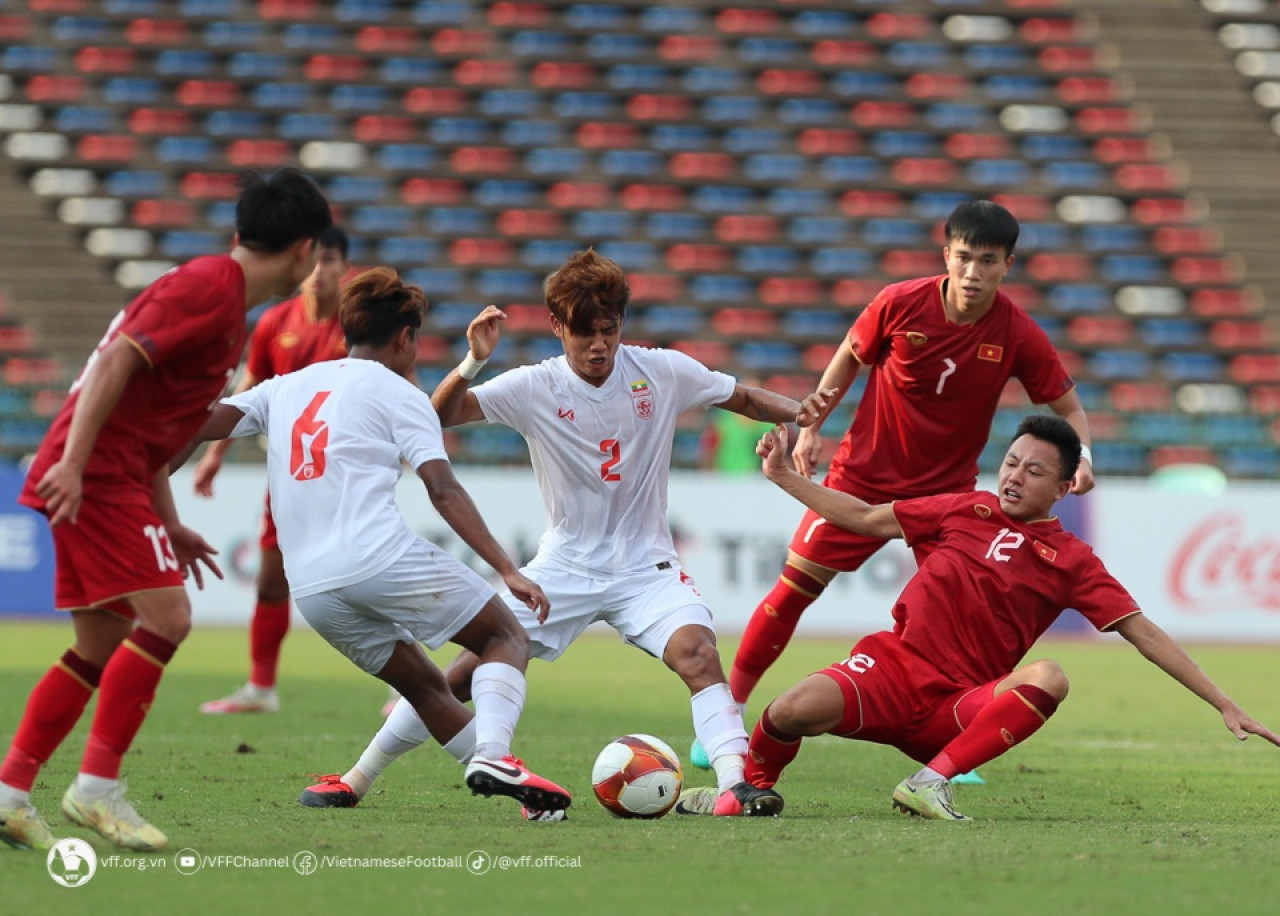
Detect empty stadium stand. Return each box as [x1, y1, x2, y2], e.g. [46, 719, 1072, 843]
[0, 0, 1278, 473]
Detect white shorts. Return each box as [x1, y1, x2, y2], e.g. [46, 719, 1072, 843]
[504, 556, 715, 662]
[294, 540, 494, 675]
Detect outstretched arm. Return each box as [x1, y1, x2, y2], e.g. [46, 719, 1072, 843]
[431, 305, 502, 427]
[170, 403, 249, 472]
[714, 384, 837, 428]
[417, 458, 550, 622]
[793, 341, 862, 478]
[758, 425, 903, 541]
[189, 368, 260, 496]
[1047, 388, 1094, 495]
[1113, 612, 1280, 746]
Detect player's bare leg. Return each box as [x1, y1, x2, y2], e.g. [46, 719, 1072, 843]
[201, 547, 288, 714]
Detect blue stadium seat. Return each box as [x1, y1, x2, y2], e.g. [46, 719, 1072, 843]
[402, 267, 463, 295]
[887, 42, 950, 70]
[650, 125, 713, 151]
[1047, 284, 1111, 313]
[103, 77, 161, 104]
[1021, 135, 1088, 160]
[690, 186, 756, 213]
[429, 118, 492, 145]
[155, 50, 215, 76]
[596, 241, 658, 269]
[1138, 319, 1203, 348]
[1081, 224, 1145, 251]
[477, 269, 541, 298]
[205, 111, 267, 137]
[2, 47, 59, 72]
[520, 239, 580, 268]
[54, 106, 117, 132]
[744, 154, 807, 182]
[865, 218, 928, 248]
[810, 247, 875, 275]
[571, 210, 636, 238]
[830, 71, 897, 98]
[1223, 447, 1280, 477]
[553, 92, 618, 119]
[428, 303, 482, 331]
[587, 34, 652, 59]
[51, 17, 112, 43]
[1161, 352, 1224, 381]
[737, 341, 802, 370]
[638, 307, 705, 336]
[567, 4, 629, 30]
[501, 121, 566, 147]
[641, 6, 704, 32]
[525, 147, 590, 175]
[607, 64, 670, 90]
[767, 188, 832, 215]
[1128, 412, 1196, 445]
[509, 30, 573, 57]
[182, 0, 240, 16]
[964, 45, 1031, 70]
[691, 275, 755, 303]
[279, 113, 339, 139]
[337, 0, 394, 21]
[1092, 442, 1149, 475]
[723, 126, 786, 153]
[377, 237, 440, 264]
[411, 1, 471, 25]
[782, 310, 848, 338]
[1202, 415, 1266, 446]
[923, 103, 990, 129]
[736, 245, 801, 273]
[479, 90, 540, 117]
[682, 67, 745, 94]
[702, 96, 765, 122]
[1018, 222, 1073, 251]
[203, 22, 264, 46]
[351, 206, 414, 234]
[789, 217, 852, 245]
[109, 0, 162, 11]
[983, 75, 1050, 100]
[871, 131, 939, 157]
[428, 208, 492, 235]
[332, 84, 390, 111]
[251, 83, 312, 109]
[205, 201, 237, 228]
[104, 170, 167, 197]
[777, 99, 842, 124]
[380, 57, 445, 83]
[820, 156, 884, 183]
[793, 9, 855, 35]
[160, 230, 220, 258]
[155, 136, 214, 163]
[912, 191, 971, 219]
[328, 176, 389, 204]
[1042, 161, 1109, 188]
[474, 180, 540, 208]
[645, 213, 709, 240]
[377, 145, 439, 171]
[1099, 255, 1165, 283]
[737, 38, 803, 64]
[601, 150, 661, 176]
[1089, 349, 1153, 380]
[967, 159, 1033, 185]
[228, 53, 288, 80]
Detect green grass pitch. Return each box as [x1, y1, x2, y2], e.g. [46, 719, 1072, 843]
[3, 621, 1278, 915]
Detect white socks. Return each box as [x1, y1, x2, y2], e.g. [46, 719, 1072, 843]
[342, 701, 478, 799]
[0, 781, 29, 808]
[691, 683, 749, 793]
[470, 662, 527, 761]
[73, 773, 118, 802]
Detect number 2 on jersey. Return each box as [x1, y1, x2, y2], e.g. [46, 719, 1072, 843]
[599, 438, 621, 482]
[291, 391, 331, 481]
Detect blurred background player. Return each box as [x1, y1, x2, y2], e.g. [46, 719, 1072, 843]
[185, 267, 571, 816]
[193, 225, 352, 716]
[744, 418, 1279, 820]
[302, 249, 832, 819]
[712, 201, 1095, 776]
[698, 373, 774, 474]
[0, 168, 332, 852]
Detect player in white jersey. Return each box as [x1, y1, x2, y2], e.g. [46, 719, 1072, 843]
[185, 267, 572, 815]
[305, 249, 833, 819]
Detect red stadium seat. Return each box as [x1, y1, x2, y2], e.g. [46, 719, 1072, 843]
[125, 19, 190, 45]
[669, 152, 736, 180]
[226, 139, 292, 167]
[1210, 320, 1272, 350]
[356, 27, 418, 53]
[1131, 196, 1202, 225]
[353, 116, 415, 143]
[547, 182, 612, 208]
[1116, 163, 1184, 191]
[448, 238, 514, 266]
[1110, 382, 1173, 412]
[672, 340, 731, 368]
[666, 244, 731, 272]
[1152, 226, 1219, 254]
[499, 304, 551, 332]
[712, 308, 779, 338]
[1229, 354, 1280, 384]
[714, 215, 779, 243]
[1021, 17, 1084, 43]
[3, 357, 62, 385]
[944, 133, 1012, 159]
[991, 193, 1053, 221]
[1151, 445, 1218, 469]
[881, 250, 940, 277]
[180, 171, 242, 199]
[258, 0, 317, 19]
[619, 184, 686, 211]
[1025, 252, 1093, 282]
[803, 343, 839, 373]
[30, 0, 87, 9]
[1085, 411, 1127, 442]
[715, 8, 780, 34]
[657, 36, 724, 62]
[131, 199, 195, 227]
[1067, 316, 1134, 346]
[867, 12, 930, 39]
[576, 123, 641, 149]
[415, 335, 450, 364]
[1190, 287, 1261, 316]
[453, 59, 517, 87]
[1248, 386, 1280, 415]
[1075, 107, 1147, 134]
[76, 135, 138, 162]
[627, 94, 692, 121]
[403, 88, 467, 114]
[0, 324, 34, 353]
[1037, 46, 1104, 73]
[1000, 283, 1043, 309]
[73, 47, 138, 74]
[304, 55, 369, 82]
[530, 62, 596, 89]
[400, 178, 465, 206]
[811, 40, 875, 67]
[758, 277, 824, 306]
[799, 129, 862, 156]
[24, 75, 87, 103]
[831, 278, 884, 307]
[496, 209, 565, 236]
[628, 273, 684, 302]
[891, 158, 958, 185]
[0, 16, 32, 40]
[840, 189, 904, 217]
[448, 147, 516, 174]
[176, 80, 240, 107]
[127, 108, 192, 134]
[905, 73, 970, 99]
[758, 69, 823, 96]
[1173, 256, 1240, 285]
[1056, 77, 1123, 104]
[852, 101, 918, 128]
[1093, 136, 1164, 164]
[487, 2, 551, 28]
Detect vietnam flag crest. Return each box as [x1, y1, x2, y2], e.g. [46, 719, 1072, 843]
[978, 343, 1004, 362]
[1034, 540, 1058, 563]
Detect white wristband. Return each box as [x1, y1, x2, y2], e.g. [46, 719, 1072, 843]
[458, 352, 488, 380]
[1079, 444, 1093, 466]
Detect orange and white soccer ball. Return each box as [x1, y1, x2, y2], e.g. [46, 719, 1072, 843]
[591, 734, 684, 819]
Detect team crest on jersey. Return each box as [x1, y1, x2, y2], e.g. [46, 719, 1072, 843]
[906, 331, 928, 346]
[978, 343, 1003, 362]
[974, 504, 992, 518]
[630, 379, 654, 419]
[1034, 540, 1058, 563]
[279, 332, 299, 349]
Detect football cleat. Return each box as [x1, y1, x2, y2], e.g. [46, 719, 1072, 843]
[674, 782, 784, 817]
[199, 684, 280, 715]
[688, 739, 711, 770]
[891, 777, 971, 821]
[951, 770, 985, 786]
[298, 774, 359, 808]
[0, 802, 57, 850]
[62, 783, 168, 851]
[464, 756, 571, 813]
[521, 806, 568, 822]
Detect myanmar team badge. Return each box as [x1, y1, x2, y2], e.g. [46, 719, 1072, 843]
[630, 379, 654, 419]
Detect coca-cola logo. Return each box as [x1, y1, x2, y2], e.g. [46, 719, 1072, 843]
[1168, 513, 1280, 613]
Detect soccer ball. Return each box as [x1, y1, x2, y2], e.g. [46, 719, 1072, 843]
[591, 734, 684, 819]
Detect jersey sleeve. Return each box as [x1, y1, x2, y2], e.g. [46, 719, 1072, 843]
[662, 348, 736, 413]
[391, 385, 450, 469]
[119, 265, 237, 368]
[244, 306, 282, 380]
[222, 377, 273, 439]
[891, 491, 973, 548]
[1068, 552, 1143, 631]
[472, 365, 537, 434]
[1011, 312, 1074, 404]
[847, 287, 892, 366]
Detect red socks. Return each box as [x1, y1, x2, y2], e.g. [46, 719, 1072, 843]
[730, 565, 826, 704]
[80, 628, 178, 780]
[744, 705, 805, 789]
[249, 599, 290, 688]
[0, 650, 103, 792]
[929, 684, 1059, 778]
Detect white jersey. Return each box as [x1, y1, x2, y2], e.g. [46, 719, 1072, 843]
[473, 345, 735, 576]
[224, 358, 449, 598]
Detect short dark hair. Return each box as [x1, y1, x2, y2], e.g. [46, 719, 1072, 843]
[545, 248, 630, 336]
[1012, 414, 1081, 481]
[339, 267, 425, 348]
[318, 225, 349, 259]
[235, 168, 332, 254]
[944, 199, 1020, 258]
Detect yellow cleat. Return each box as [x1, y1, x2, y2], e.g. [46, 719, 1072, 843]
[0, 802, 57, 850]
[62, 784, 168, 851]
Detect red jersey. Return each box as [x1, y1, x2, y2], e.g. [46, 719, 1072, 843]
[829, 276, 1074, 500]
[245, 290, 346, 381]
[21, 256, 247, 509]
[890, 491, 1140, 686]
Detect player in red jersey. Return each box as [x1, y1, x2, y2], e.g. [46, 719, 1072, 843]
[0, 169, 331, 852]
[725, 201, 1095, 753]
[734, 417, 1279, 821]
[193, 225, 352, 716]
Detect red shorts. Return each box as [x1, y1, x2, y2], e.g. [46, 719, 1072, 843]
[47, 496, 186, 611]
[260, 494, 278, 553]
[817, 631, 1000, 764]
